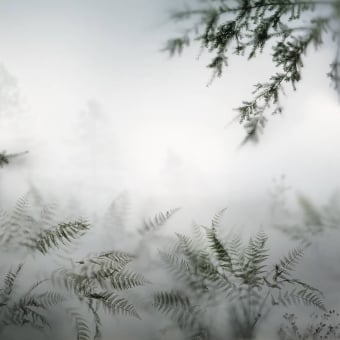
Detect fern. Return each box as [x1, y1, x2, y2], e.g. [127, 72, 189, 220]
[67, 308, 92, 340]
[153, 210, 325, 339]
[139, 208, 180, 235]
[0, 191, 62, 254]
[153, 291, 204, 334]
[52, 247, 146, 338]
[89, 291, 140, 319]
[32, 220, 90, 254]
[0, 265, 64, 337]
[273, 245, 305, 281]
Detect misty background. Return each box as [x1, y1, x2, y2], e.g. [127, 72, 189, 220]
[0, 1, 340, 339]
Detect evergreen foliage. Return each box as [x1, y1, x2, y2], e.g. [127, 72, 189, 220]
[164, 0, 340, 140]
[153, 210, 325, 339]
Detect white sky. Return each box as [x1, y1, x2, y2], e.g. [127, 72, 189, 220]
[0, 0, 339, 221]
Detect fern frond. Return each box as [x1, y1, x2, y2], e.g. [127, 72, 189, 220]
[109, 270, 148, 290]
[211, 208, 227, 228]
[274, 245, 305, 281]
[158, 250, 191, 281]
[153, 290, 202, 331]
[205, 227, 233, 272]
[89, 291, 140, 319]
[240, 231, 268, 285]
[1, 264, 23, 298]
[32, 220, 90, 254]
[18, 291, 64, 309]
[275, 288, 325, 311]
[153, 290, 191, 314]
[67, 308, 91, 340]
[139, 208, 180, 234]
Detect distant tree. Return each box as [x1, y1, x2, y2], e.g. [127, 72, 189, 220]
[0, 150, 28, 168]
[164, 0, 340, 142]
[0, 64, 28, 167]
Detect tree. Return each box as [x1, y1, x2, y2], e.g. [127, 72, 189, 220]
[163, 0, 340, 142]
[0, 150, 28, 168]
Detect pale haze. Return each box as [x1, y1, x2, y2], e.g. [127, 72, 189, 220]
[1, 1, 340, 339]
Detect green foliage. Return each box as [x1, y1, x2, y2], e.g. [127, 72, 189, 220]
[139, 207, 181, 235]
[164, 0, 340, 140]
[0, 191, 147, 340]
[0, 264, 64, 336]
[154, 210, 324, 339]
[33, 220, 90, 255]
[52, 249, 147, 339]
[0, 191, 89, 256]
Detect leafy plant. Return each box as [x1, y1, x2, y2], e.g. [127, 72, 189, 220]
[0, 190, 88, 256]
[0, 191, 147, 340]
[153, 210, 325, 339]
[0, 264, 64, 338]
[51, 249, 148, 339]
[138, 208, 181, 235]
[278, 310, 340, 339]
[164, 0, 340, 141]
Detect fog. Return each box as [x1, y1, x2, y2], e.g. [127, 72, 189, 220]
[0, 1, 340, 339]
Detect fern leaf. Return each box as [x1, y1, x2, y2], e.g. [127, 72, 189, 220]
[211, 208, 227, 228]
[89, 291, 140, 319]
[109, 270, 148, 290]
[139, 208, 180, 234]
[67, 309, 91, 340]
[205, 227, 233, 272]
[274, 245, 305, 281]
[33, 220, 90, 254]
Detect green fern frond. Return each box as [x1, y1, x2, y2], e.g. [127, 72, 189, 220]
[274, 245, 305, 281]
[32, 220, 90, 254]
[89, 291, 140, 319]
[139, 208, 180, 235]
[2, 264, 23, 298]
[240, 231, 268, 285]
[158, 250, 191, 281]
[211, 208, 227, 228]
[67, 308, 91, 340]
[18, 291, 64, 309]
[10, 305, 50, 329]
[274, 288, 325, 311]
[109, 270, 148, 290]
[154, 290, 190, 312]
[205, 227, 233, 272]
[153, 291, 202, 331]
